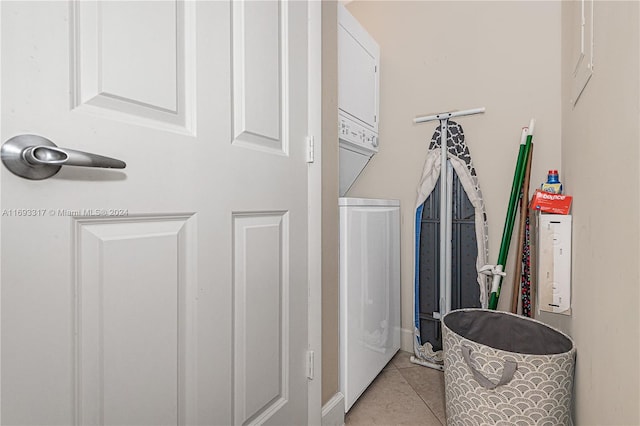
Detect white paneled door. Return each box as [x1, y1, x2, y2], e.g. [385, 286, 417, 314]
[1, 1, 310, 425]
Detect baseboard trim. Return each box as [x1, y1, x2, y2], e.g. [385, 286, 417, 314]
[401, 327, 413, 352]
[321, 392, 345, 426]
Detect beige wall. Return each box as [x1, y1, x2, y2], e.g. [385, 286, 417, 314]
[321, 0, 340, 406]
[342, 1, 640, 423]
[537, 1, 639, 424]
[346, 1, 562, 348]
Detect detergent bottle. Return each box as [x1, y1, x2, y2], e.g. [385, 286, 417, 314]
[541, 170, 563, 194]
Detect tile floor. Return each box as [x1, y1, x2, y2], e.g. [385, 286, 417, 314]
[345, 351, 446, 426]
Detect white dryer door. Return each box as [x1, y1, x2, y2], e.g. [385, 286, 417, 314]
[338, 23, 378, 131]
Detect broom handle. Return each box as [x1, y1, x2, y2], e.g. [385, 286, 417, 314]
[488, 121, 534, 310]
[510, 144, 534, 313]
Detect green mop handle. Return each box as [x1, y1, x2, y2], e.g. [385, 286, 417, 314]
[488, 120, 535, 310]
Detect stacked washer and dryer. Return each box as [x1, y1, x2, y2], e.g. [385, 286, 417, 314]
[338, 4, 401, 412]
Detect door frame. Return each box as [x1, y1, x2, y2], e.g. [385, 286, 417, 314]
[307, 0, 323, 424]
[0, 2, 3, 420]
[0, 2, 323, 423]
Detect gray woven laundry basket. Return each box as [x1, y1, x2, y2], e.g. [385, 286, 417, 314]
[442, 309, 576, 426]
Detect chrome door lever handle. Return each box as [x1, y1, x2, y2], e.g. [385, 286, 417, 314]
[23, 145, 126, 169]
[1, 134, 126, 180]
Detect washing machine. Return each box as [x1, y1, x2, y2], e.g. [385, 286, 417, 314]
[339, 197, 401, 412]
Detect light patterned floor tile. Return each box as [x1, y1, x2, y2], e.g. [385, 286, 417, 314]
[390, 350, 416, 370]
[398, 366, 446, 424]
[344, 368, 442, 426]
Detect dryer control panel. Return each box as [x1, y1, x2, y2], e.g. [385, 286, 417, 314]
[339, 115, 379, 153]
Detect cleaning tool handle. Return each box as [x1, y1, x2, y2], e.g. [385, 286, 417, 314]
[489, 121, 535, 309]
[490, 132, 526, 292]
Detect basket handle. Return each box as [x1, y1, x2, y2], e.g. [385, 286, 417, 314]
[461, 345, 517, 390]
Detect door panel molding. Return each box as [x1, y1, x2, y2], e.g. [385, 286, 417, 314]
[231, 0, 288, 155]
[70, 1, 196, 134]
[232, 211, 290, 424]
[73, 214, 198, 426]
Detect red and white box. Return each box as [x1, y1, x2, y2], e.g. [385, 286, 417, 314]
[529, 189, 572, 215]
